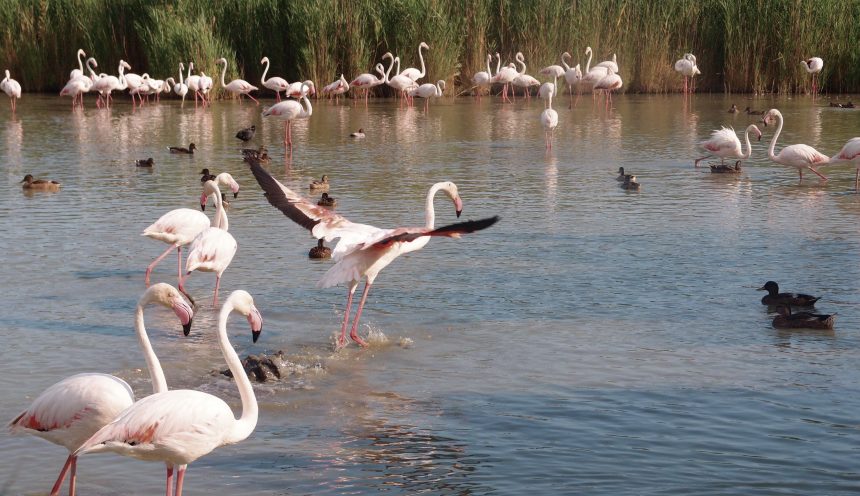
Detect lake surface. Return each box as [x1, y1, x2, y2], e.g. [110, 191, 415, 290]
[2, 92, 860, 495]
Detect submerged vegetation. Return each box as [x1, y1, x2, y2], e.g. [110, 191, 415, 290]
[2, 0, 859, 94]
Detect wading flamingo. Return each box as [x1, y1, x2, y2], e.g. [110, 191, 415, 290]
[184, 62, 202, 106]
[173, 63, 189, 104]
[762, 108, 830, 181]
[217, 57, 259, 104]
[594, 67, 623, 110]
[287, 80, 314, 99]
[262, 83, 312, 150]
[322, 74, 349, 102]
[801, 57, 823, 95]
[260, 56, 289, 101]
[512, 53, 540, 99]
[143, 195, 213, 290]
[829, 137, 860, 190]
[185, 181, 237, 306]
[540, 75, 559, 150]
[561, 52, 582, 108]
[385, 55, 417, 106]
[400, 41, 430, 82]
[92, 60, 129, 108]
[69, 49, 86, 80]
[247, 158, 499, 348]
[75, 290, 261, 496]
[694, 124, 763, 167]
[409, 79, 445, 111]
[350, 63, 386, 105]
[674, 53, 700, 95]
[9, 284, 193, 496]
[472, 54, 493, 99]
[492, 53, 518, 103]
[1, 69, 21, 112]
[580, 47, 609, 103]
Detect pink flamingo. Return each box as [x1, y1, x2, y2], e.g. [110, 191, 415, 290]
[143, 199, 212, 290]
[540, 75, 559, 149]
[262, 83, 312, 150]
[385, 55, 418, 107]
[512, 53, 540, 99]
[350, 63, 386, 105]
[594, 67, 623, 110]
[801, 57, 823, 95]
[1, 69, 22, 112]
[260, 56, 289, 101]
[560, 52, 582, 108]
[399, 41, 430, 82]
[472, 54, 493, 99]
[60, 57, 97, 109]
[830, 137, 860, 190]
[75, 290, 261, 496]
[492, 53, 518, 103]
[185, 181, 236, 306]
[9, 284, 193, 496]
[217, 57, 259, 104]
[286, 80, 314, 99]
[762, 108, 830, 181]
[409, 79, 445, 111]
[694, 124, 762, 167]
[184, 62, 202, 107]
[674, 53, 700, 95]
[248, 159, 499, 348]
[322, 74, 349, 102]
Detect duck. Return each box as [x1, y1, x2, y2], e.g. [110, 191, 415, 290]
[744, 106, 764, 115]
[308, 239, 332, 259]
[309, 175, 330, 191]
[135, 158, 154, 167]
[845, 101, 855, 109]
[616, 166, 632, 181]
[829, 101, 844, 108]
[728, 104, 738, 113]
[350, 128, 366, 138]
[758, 281, 820, 306]
[20, 174, 61, 191]
[168, 143, 196, 154]
[709, 160, 742, 173]
[772, 305, 835, 330]
[236, 125, 256, 142]
[317, 192, 337, 207]
[200, 168, 216, 183]
[620, 175, 641, 191]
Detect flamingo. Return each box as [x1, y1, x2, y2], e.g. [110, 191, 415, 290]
[260, 56, 289, 101]
[830, 137, 860, 190]
[198, 71, 213, 105]
[322, 74, 349, 102]
[540, 75, 559, 150]
[1, 69, 21, 112]
[674, 53, 700, 95]
[801, 57, 823, 95]
[262, 83, 312, 150]
[217, 57, 259, 104]
[693, 124, 763, 167]
[385, 56, 418, 106]
[172, 64, 189, 103]
[471, 54, 493, 99]
[580, 47, 609, 99]
[400, 41, 430, 82]
[350, 63, 386, 105]
[538, 78, 555, 109]
[247, 159, 499, 348]
[287, 80, 314, 99]
[60, 57, 97, 108]
[92, 60, 129, 108]
[185, 181, 237, 306]
[595, 52, 619, 73]
[184, 62, 202, 106]
[69, 49, 86, 80]
[409, 79, 445, 111]
[492, 53, 518, 103]
[511, 53, 540, 98]
[561, 52, 582, 108]
[9, 283, 193, 496]
[214, 172, 240, 199]
[594, 67, 623, 110]
[124, 66, 147, 107]
[539, 64, 565, 80]
[75, 290, 261, 496]
[762, 108, 830, 181]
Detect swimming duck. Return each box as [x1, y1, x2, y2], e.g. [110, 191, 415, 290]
[309, 175, 330, 191]
[308, 239, 331, 259]
[168, 143, 196, 154]
[200, 168, 216, 183]
[241, 145, 267, 157]
[728, 104, 738, 113]
[620, 175, 641, 190]
[317, 192, 337, 207]
[236, 125, 256, 142]
[135, 157, 154, 167]
[350, 128, 366, 138]
[772, 305, 835, 330]
[744, 106, 764, 115]
[20, 174, 61, 191]
[616, 166, 632, 181]
[829, 101, 844, 108]
[845, 101, 855, 108]
[710, 160, 742, 173]
[758, 281, 820, 306]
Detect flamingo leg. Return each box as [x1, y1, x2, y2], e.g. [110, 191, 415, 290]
[166, 464, 175, 496]
[213, 274, 221, 306]
[337, 283, 358, 349]
[177, 246, 183, 284]
[348, 282, 372, 347]
[288, 122, 293, 149]
[68, 456, 77, 496]
[50, 454, 74, 496]
[175, 465, 187, 496]
[855, 167, 859, 192]
[808, 166, 828, 181]
[247, 94, 260, 105]
[146, 244, 178, 287]
[694, 156, 708, 167]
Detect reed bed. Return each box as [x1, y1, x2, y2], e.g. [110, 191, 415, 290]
[2, 0, 858, 94]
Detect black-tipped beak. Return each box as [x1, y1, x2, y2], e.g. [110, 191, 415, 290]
[233, 192, 239, 199]
[200, 203, 206, 211]
[252, 329, 261, 343]
[456, 209, 462, 218]
[183, 319, 193, 336]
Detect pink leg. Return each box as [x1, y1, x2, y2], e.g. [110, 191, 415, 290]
[146, 244, 177, 287]
[808, 166, 828, 181]
[337, 283, 358, 349]
[247, 94, 260, 105]
[348, 282, 372, 347]
[166, 464, 175, 496]
[175, 465, 187, 496]
[213, 274, 221, 306]
[283, 122, 289, 146]
[50, 454, 74, 496]
[68, 456, 77, 496]
[177, 246, 183, 284]
[855, 167, 859, 192]
[694, 156, 708, 167]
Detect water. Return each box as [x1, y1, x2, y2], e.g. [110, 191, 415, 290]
[2, 93, 860, 495]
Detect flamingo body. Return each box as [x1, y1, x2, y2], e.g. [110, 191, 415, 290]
[260, 57, 289, 101]
[694, 125, 762, 166]
[1, 69, 22, 111]
[763, 108, 830, 181]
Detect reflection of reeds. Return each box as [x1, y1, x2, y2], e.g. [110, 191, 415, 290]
[4, 0, 860, 94]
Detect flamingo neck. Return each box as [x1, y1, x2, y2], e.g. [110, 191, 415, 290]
[767, 112, 783, 161]
[585, 48, 593, 73]
[218, 300, 258, 444]
[495, 55, 501, 76]
[118, 63, 127, 90]
[214, 190, 228, 231]
[301, 94, 313, 117]
[424, 183, 446, 229]
[418, 44, 427, 78]
[187, 63, 193, 82]
[517, 55, 526, 75]
[219, 60, 228, 88]
[486, 55, 492, 75]
[384, 56, 394, 83]
[135, 302, 168, 394]
[261, 59, 269, 85]
[87, 59, 98, 79]
[742, 126, 754, 159]
[561, 52, 570, 71]
[179, 64, 184, 85]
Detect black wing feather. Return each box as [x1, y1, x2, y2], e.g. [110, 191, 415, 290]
[377, 216, 499, 245]
[248, 158, 319, 232]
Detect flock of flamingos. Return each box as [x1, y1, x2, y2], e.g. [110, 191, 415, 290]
[4, 43, 860, 496]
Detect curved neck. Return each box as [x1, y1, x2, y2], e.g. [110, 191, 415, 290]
[213, 190, 228, 231]
[384, 56, 394, 83]
[486, 55, 492, 74]
[86, 59, 98, 79]
[517, 55, 526, 75]
[742, 127, 754, 159]
[418, 44, 427, 78]
[767, 113, 783, 160]
[187, 63, 193, 80]
[135, 303, 168, 394]
[424, 183, 445, 229]
[495, 54, 501, 75]
[218, 301, 258, 444]
[219, 60, 228, 88]
[261, 59, 269, 85]
[77, 51, 84, 73]
[179, 64, 184, 84]
[301, 94, 313, 117]
[561, 53, 571, 71]
[585, 49, 592, 73]
[118, 64, 127, 90]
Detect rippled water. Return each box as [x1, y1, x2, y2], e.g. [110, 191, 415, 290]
[2, 93, 860, 495]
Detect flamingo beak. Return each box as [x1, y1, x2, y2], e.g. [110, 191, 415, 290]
[454, 196, 463, 218]
[172, 297, 194, 336]
[200, 192, 208, 211]
[247, 305, 263, 343]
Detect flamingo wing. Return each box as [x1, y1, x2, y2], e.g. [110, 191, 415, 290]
[186, 228, 237, 273]
[143, 208, 210, 245]
[832, 137, 860, 162]
[365, 216, 500, 249]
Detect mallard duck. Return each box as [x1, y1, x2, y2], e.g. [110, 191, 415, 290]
[620, 175, 641, 190]
[710, 160, 742, 173]
[350, 128, 366, 138]
[168, 143, 196, 154]
[236, 125, 256, 142]
[728, 104, 738, 113]
[200, 168, 216, 183]
[308, 239, 331, 259]
[616, 166, 632, 181]
[309, 175, 330, 191]
[135, 157, 154, 167]
[758, 281, 820, 306]
[772, 305, 835, 330]
[317, 192, 337, 207]
[744, 106, 764, 115]
[20, 174, 61, 191]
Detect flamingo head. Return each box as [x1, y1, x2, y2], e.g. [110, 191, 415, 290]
[217, 57, 227, 66]
[225, 290, 263, 343]
[260, 56, 269, 65]
[382, 52, 393, 61]
[420, 42, 430, 50]
[748, 124, 763, 141]
[761, 109, 779, 127]
[437, 181, 462, 217]
[142, 283, 195, 336]
[585, 46, 592, 55]
[201, 178, 220, 210]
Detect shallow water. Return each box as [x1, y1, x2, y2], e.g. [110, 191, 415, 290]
[2, 93, 860, 495]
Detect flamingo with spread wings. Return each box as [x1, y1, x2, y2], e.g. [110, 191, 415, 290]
[247, 159, 499, 348]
